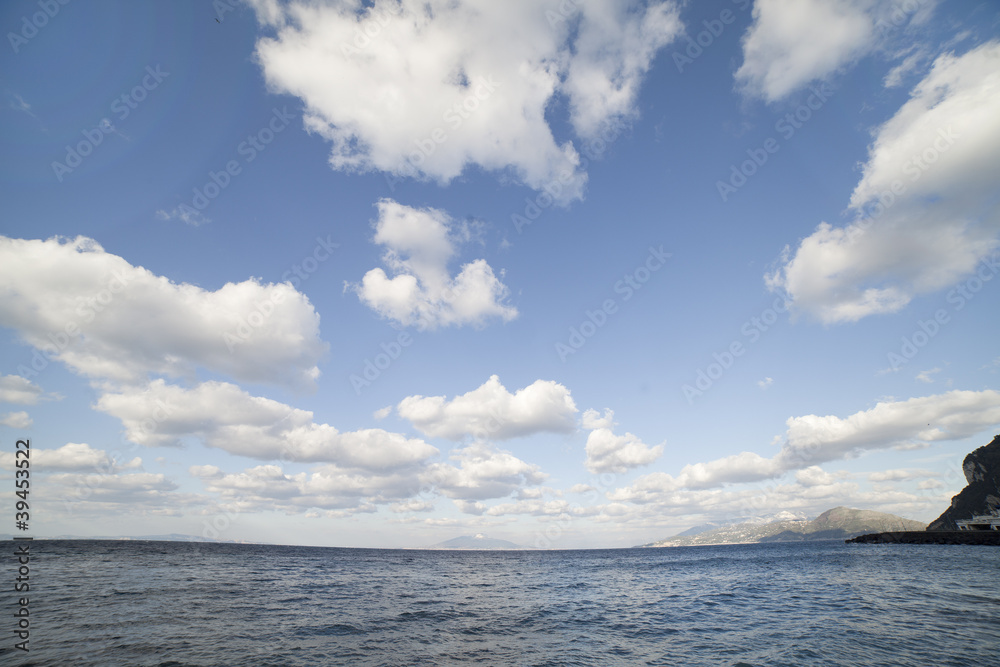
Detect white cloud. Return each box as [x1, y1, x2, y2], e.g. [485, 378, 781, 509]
[197, 463, 429, 513]
[736, 0, 934, 102]
[397, 375, 577, 441]
[0, 236, 327, 390]
[49, 471, 178, 511]
[868, 468, 936, 482]
[0, 374, 46, 405]
[778, 390, 1000, 467]
[611, 389, 1000, 499]
[676, 452, 783, 490]
[795, 466, 836, 487]
[0, 411, 31, 429]
[580, 408, 614, 430]
[350, 200, 517, 329]
[453, 499, 486, 515]
[0, 442, 141, 472]
[156, 206, 209, 226]
[767, 42, 1000, 322]
[390, 498, 434, 513]
[96, 379, 439, 471]
[883, 48, 927, 88]
[758, 377, 774, 390]
[916, 367, 942, 383]
[582, 409, 663, 474]
[485, 498, 572, 517]
[251, 0, 681, 202]
[423, 442, 547, 501]
[189, 465, 223, 479]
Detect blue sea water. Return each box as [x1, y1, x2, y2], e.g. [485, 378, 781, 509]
[3, 539, 999, 666]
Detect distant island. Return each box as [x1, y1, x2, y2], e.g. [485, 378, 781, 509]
[848, 433, 1000, 545]
[427, 533, 529, 550]
[637, 507, 924, 548]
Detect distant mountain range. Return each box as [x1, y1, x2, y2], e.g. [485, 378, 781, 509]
[427, 533, 528, 550]
[638, 507, 927, 547]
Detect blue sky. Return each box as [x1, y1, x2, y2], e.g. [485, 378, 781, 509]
[1, 0, 999, 548]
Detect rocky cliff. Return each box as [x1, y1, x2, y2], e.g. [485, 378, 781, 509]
[927, 433, 1000, 530]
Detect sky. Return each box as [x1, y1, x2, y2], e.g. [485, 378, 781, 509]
[1, 0, 999, 549]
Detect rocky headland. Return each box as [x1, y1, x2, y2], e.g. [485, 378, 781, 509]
[848, 434, 1000, 546]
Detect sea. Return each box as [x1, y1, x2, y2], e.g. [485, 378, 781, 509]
[4, 539, 999, 666]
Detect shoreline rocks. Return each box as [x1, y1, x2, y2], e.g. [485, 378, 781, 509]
[846, 530, 1000, 545]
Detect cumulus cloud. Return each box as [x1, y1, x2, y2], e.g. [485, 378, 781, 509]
[193, 462, 429, 514]
[0, 442, 141, 472]
[0, 374, 47, 405]
[795, 466, 837, 487]
[777, 390, 1000, 465]
[397, 374, 577, 441]
[251, 0, 681, 202]
[0, 411, 31, 429]
[350, 200, 517, 329]
[737, 0, 935, 102]
[485, 498, 573, 517]
[916, 368, 942, 383]
[453, 499, 486, 515]
[49, 471, 179, 511]
[611, 389, 1000, 500]
[96, 379, 439, 471]
[390, 498, 434, 513]
[766, 42, 1000, 323]
[868, 468, 936, 482]
[0, 236, 327, 389]
[582, 409, 663, 474]
[423, 442, 547, 501]
[190, 465, 223, 479]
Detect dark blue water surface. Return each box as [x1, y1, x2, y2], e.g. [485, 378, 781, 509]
[3, 539, 998, 666]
